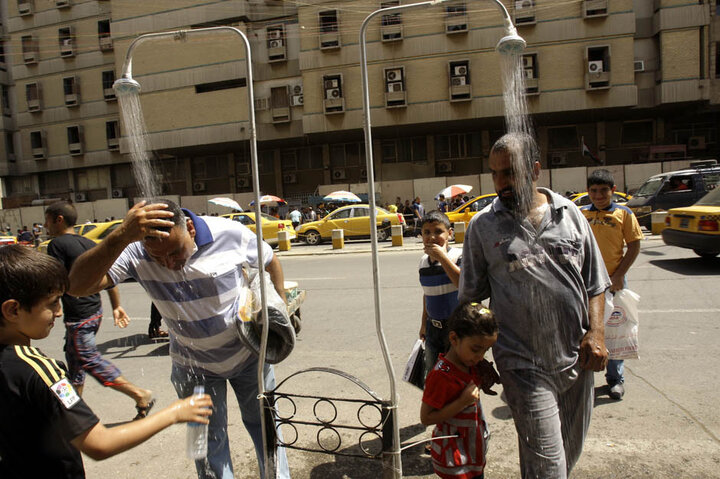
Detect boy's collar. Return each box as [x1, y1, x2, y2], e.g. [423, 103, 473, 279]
[588, 201, 617, 212]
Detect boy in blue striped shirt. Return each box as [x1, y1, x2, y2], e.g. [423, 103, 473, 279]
[418, 211, 462, 378]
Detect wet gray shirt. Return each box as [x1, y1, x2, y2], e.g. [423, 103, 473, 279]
[459, 188, 610, 373]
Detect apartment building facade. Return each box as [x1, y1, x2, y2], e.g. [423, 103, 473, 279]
[1, 0, 718, 205]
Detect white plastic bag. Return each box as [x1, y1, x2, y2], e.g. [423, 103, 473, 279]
[402, 339, 425, 390]
[604, 289, 640, 360]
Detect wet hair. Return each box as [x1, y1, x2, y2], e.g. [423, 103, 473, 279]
[143, 198, 186, 236]
[45, 200, 77, 227]
[587, 169, 615, 189]
[490, 132, 540, 166]
[447, 302, 499, 340]
[420, 210, 451, 230]
[0, 245, 68, 325]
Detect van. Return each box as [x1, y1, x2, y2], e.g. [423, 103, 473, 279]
[626, 161, 720, 229]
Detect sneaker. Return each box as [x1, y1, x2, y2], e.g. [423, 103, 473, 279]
[608, 383, 625, 400]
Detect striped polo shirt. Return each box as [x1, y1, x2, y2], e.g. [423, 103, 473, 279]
[107, 210, 273, 376]
[419, 247, 462, 321]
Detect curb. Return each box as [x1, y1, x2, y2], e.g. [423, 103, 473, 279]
[275, 242, 427, 257]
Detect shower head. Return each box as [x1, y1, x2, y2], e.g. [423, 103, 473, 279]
[496, 31, 527, 55]
[113, 76, 141, 95]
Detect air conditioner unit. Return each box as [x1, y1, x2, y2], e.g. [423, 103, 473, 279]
[111, 188, 123, 198]
[237, 177, 251, 188]
[324, 79, 339, 89]
[18, 2, 32, 15]
[104, 88, 116, 100]
[386, 69, 402, 82]
[65, 94, 78, 106]
[282, 173, 297, 184]
[292, 85, 303, 95]
[388, 82, 403, 92]
[588, 60, 604, 74]
[688, 136, 706, 150]
[451, 77, 467, 86]
[326, 88, 341, 99]
[453, 65, 467, 76]
[267, 29, 282, 40]
[437, 161, 452, 173]
[550, 153, 567, 166]
[254, 98, 269, 111]
[107, 138, 119, 150]
[515, 0, 532, 9]
[193, 181, 206, 192]
[633, 60, 645, 72]
[74, 192, 87, 202]
[56, 0, 70, 7]
[237, 163, 250, 175]
[69, 143, 83, 156]
[523, 69, 535, 79]
[332, 168, 347, 180]
[522, 56, 534, 68]
[269, 39, 283, 49]
[291, 95, 304, 106]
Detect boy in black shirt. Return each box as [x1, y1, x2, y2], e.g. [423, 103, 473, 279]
[0, 245, 212, 478]
[45, 201, 153, 419]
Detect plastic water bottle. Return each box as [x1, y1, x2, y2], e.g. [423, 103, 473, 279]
[186, 385, 208, 460]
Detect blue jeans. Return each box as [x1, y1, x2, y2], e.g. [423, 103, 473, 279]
[423, 319, 449, 379]
[171, 359, 290, 479]
[606, 359, 624, 386]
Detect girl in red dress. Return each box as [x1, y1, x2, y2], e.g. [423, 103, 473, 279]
[420, 302, 500, 479]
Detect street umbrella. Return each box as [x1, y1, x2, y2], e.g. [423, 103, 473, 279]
[249, 195, 287, 207]
[322, 190, 362, 203]
[436, 184, 473, 200]
[208, 197, 243, 211]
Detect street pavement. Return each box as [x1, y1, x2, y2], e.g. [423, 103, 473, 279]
[33, 234, 720, 478]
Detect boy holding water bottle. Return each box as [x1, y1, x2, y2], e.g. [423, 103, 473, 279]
[0, 245, 213, 478]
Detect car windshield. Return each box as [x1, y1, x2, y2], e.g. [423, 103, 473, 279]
[634, 178, 664, 197]
[695, 186, 720, 206]
[260, 213, 278, 221]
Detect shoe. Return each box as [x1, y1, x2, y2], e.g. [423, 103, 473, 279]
[608, 383, 625, 400]
[148, 328, 169, 340]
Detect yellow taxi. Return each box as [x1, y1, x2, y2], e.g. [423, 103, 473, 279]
[296, 204, 406, 245]
[444, 194, 497, 225]
[662, 187, 720, 258]
[570, 191, 632, 207]
[0, 235, 17, 247]
[221, 212, 296, 246]
[37, 220, 123, 253]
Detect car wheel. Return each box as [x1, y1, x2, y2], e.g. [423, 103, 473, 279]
[377, 227, 389, 242]
[305, 230, 321, 245]
[693, 249, 719, 259]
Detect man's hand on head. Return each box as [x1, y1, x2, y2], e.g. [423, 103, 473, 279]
[119, 201, 176, 243]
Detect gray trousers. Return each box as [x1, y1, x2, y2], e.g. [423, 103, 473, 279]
[500, 365, 594, 479]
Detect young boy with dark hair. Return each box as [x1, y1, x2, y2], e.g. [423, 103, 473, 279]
[0, 245, 212, 478]
[44, 200, 154, 418]
[581, 169, 643, 400]
[418, 211, 462, 378]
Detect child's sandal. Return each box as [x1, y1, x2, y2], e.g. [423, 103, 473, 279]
[133, 399, 156, 420]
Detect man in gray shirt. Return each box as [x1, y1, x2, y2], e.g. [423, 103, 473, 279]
[459, 133, 610, 479]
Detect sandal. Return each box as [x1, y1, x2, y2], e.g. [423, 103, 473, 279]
[133, 399, 156, 420]
[148, 328, 169, 340]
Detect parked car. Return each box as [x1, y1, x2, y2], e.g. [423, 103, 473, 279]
[571, 191, 631, 207]
[37, 220, 123, 253]
[296, 204, 406, 245]
[661, 186, 720, 258]
[626, 162, 720, 229]
[0, 236, 17, 247]
[444, 194, 498, 226]
[221, 212, 296, 246]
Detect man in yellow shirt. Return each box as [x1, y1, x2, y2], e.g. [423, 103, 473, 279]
[581, 169, 643, 400]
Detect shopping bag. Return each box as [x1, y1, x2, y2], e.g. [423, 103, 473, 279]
[604, 289, 640, 360]
[402, 339, 425, 390]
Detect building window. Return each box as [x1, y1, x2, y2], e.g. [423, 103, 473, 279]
[621, 121, 653, 145]
[30, 130, 45, 159]
[548, 126, 579, 150]
[21, 35, 38, 64]
[583, 0, 608, 18]
[270, 85, 290, 123]
[449, 60, 471, 101]
[514, 0, 536, 25]
[381, 138, 427, 164]
[0, 42, 6, 66]
[59, 27, 75, 57]
[266, 24, 286, 62]
[67, 126, 83, 155]
[63, 76, 79, 106]
[323, 74, 344, 114]
[445, 4, 468, 34]
[586, 45, 610, 89]
[98, 19, 113, 51]
[106, 120, 119, 150]
[330, 143, 364, 168]
[319, 10, 340, 49]
[195, 78, 247, 93]
[17, 0, 34, 16]
[522, 53, 539, 94]
[384, 67, 406, 108]
[25, 82, 41, 112]
[5, 132, 15, 161]
[381, 1, 403, 42]
[1, 86, 10, 116]
[715, 42, 720, 78]
[102, 70, 116, 100]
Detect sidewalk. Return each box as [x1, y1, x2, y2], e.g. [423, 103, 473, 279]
[275, 235, 428, 257]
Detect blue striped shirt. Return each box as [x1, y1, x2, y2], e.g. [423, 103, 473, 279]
[419, 247, 462, 321]
[107, 210, 273, 376]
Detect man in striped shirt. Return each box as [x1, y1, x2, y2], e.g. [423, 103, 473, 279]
[68, 199, 290, 479]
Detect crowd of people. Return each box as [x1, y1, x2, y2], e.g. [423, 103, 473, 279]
[0, 132, 642, 479]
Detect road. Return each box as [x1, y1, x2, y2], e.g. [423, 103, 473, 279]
[34, 235, 720, 478]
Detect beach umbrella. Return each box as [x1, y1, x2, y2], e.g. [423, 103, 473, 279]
[208, 197, 243, 211]
[322, 190, 362, 203]
[436, 184, 473, 200]
[249, 195, 287, 207]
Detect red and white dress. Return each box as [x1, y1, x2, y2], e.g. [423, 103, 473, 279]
[422, 354, 489, 479]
